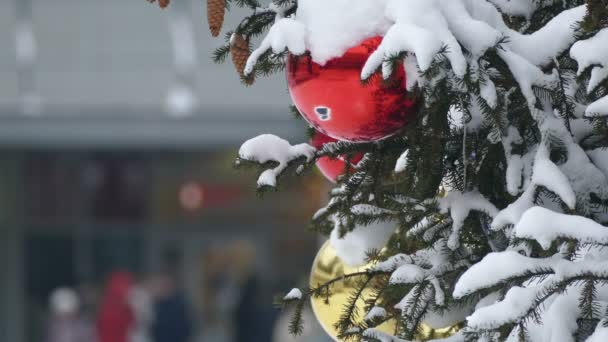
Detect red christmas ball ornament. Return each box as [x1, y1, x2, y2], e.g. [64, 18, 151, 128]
[311, 131, 363, 183]
[287, 37, 416, 142]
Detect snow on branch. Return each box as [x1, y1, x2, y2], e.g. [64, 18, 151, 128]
[238, 134, 315, 188]
[438, 191, 498, 250]
[539, 116, 608, 206]
[570, 28, 608, 117]
[244, 18, 306, 75]
[515, 206, 608, 250]
[243, 0, 585, 107]
[531, 145, 576, 209]
[586, 96, 608, 118]
[466, 286, 540, 329]
[492, 115, 608, 231]
[283, 288, 303, 301]
[247, 0, 391, 71]
[587, 320, 608, 342]
[456, 249, 607, 299]
[487, 0, 546, 18]
[460, 257, 608, 332]
[501, 126, 525, 196]
[350, 204, 397, 216]
[364, 306, 388, 322]
[360, 20, 456, 78]
[497, 49, 559, 107]
[407, 216, 447, 239]
[330, 217, 398, 267]
[394, 283, 433, 316]
[455, 245, 608, 332]
[505, 5, 586, 67]
[390, 264, 445, 305]
[362, 0, 498, 79]
[373, 253, 414, 273]
[453, 251, 553, 297]
[588, 148, 608, 178]
[362, 329, 409, 342]
[295, 0, 390, 65]
[570, 28, 608, 95]
[394, 149, 409, 173]
[374, 239, 467, 276]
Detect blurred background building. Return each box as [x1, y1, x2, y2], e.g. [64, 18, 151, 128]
[0, 0, 329, 341]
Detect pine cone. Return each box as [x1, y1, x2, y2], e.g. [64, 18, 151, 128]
[207, 0, 225, 37]
[231, 34, 250, 76]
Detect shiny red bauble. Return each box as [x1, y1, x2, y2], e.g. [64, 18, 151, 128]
[311, 131, 363, 183]
[287, 37, 416, 142]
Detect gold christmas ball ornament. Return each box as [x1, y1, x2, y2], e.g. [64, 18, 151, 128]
[309, 241, 462, 341]
[310, 241, 396, 340]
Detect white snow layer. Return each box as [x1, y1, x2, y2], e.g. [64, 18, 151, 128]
[389, 263, 426, 283]
[246, 0, 585, 101]
[394, 150, 409, 173]
[351, 204, 396, 216]
[502, 127, 525, 195]
[296, 0, 391, 65]
[531, 145, 576, 209]
[362, 329, 408, 342]
[455, 241, 608, 336]
[438, 191, 498, 249]
[330, 219, 398, 267]
[244, 18, 306, 75]
[283, 288, 303, 301]
[586, 96, 608, 117]
[491, 112, 608, 231]
[238, 134, 315, 188]
[587, 321, 608, 342]
[364, 306, 387, 321]
[454, 251, 548, 297]
[588, 148, 608, 178]
[570, 28, 608, 94]
[390, 263, 445, 306]
[515, 207, 608, 250]
[466, 286, 538, 329]
[487, 0, 539, 18]
[423, 306, 472, 331]
[505, 6, 586, 67]
[570, 24, 608, 117]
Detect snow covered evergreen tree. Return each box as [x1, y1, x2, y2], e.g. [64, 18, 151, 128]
[210, 0, 608, 341]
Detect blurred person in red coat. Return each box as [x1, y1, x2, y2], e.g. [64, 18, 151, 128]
[96, 271, 135, 342]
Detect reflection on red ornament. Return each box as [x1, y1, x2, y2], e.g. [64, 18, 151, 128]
[179, 182, 205, 211]
[311, 131, 363, 183]
[287, 37, 416, 142]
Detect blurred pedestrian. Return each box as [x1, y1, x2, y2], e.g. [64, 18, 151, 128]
[231, 240, 262, 342]
[129, 282, 154, 342]
[150, 271, 193, 342]
[150, 248, 193, 342]
[97, 271, 135, 342]
[200, 248, 236, 342]
[46, 287, 95, 342]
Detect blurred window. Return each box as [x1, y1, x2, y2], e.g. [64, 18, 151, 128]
[25, 235, 75, 302]
[93, 235, 143, 279]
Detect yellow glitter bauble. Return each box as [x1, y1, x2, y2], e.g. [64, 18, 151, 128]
[310, 241, 462, 341]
